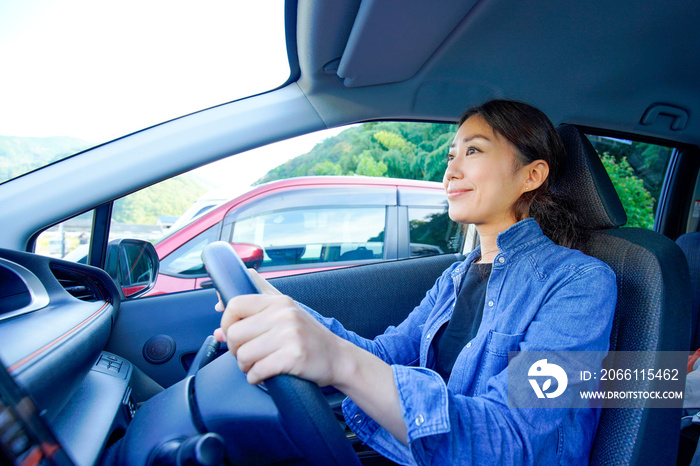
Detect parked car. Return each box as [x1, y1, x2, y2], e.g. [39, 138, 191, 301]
[164, 194, 227, 234]
[149, 176, 466, 295]
[0, 1, 698, 465]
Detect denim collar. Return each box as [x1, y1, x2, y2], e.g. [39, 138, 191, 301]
[456, 218, 549, 277]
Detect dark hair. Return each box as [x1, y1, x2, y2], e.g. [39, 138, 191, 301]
[458, 99, 583, 248]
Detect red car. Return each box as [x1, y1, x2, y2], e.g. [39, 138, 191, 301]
[148, 176, 465, 295]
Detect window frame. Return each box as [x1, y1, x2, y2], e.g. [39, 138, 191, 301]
[579, 126, 689, 237]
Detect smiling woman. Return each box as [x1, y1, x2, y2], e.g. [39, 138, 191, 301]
[0, 1, 696, 464]
[0, 0, 289, 184]
[214, 100, 617, 465]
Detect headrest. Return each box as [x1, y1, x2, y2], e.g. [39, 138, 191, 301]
[554, 124, 627, 230]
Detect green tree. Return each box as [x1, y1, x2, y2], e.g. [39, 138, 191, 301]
[599, 152, 655, 229]
[112, 174, 206, 225]
[587, 135, 672, 206]
[373, 130, 422, 179]
[309, 160, 343, 176]
[256, 122, 455, 184]
[354, 151, 388, 177]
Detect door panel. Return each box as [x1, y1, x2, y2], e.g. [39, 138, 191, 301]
[106, 253, 462, 387]
[270, 253, 462, 339]
[106, 288, 220, 388]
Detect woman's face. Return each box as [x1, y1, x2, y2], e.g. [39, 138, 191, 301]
[443, 115, 531, 233]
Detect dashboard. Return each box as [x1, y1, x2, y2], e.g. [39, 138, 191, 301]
[0, 248, 131, 465]
[0, 248, 318, 465]
[0, 243, 402, 465]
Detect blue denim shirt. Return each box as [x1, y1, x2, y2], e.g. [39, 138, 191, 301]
[305, 218, 617, 465]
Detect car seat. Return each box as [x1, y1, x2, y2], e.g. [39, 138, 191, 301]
[676, 233, 700, 352]
[555, 124, 691, 465]
[675, 233, 700, 464]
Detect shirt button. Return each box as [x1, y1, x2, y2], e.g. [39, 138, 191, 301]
[353, 414, 363, 424]
[466, 342, 472, 348]
[488, 300, 494, 307]
[498, 257, 505, 264]
[415, 414, 425, 426]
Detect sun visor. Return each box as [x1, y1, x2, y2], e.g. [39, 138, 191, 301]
[336, 0, 478, 88]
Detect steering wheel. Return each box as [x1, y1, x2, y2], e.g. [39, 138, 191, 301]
[201, 241, 360, 466]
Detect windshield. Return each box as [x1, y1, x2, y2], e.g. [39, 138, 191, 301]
[0, 0, 289, 184]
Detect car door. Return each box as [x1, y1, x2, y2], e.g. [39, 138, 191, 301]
[221, 184, 398, 274]
[104, 251, 462, 389]
[153, 182, 399, 293]
[104, 182, 400, 387]
[398, 185, 465, 258]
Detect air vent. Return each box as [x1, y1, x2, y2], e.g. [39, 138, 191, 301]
[57, 276, 97, 301]
[50, 265, 104, 302]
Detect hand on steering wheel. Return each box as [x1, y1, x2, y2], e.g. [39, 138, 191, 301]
[201, 241, 360, 466]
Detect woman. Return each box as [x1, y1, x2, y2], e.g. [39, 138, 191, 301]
[214, 100, 617, 464]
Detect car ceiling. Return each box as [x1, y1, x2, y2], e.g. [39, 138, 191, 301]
[1, 0, 698, 250]
[297, 0, 700, 142]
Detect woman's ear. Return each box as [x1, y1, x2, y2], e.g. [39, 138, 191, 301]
[523, 160, 549, 191]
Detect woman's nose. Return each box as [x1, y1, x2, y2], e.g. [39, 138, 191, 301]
[444, 159, 461, 180]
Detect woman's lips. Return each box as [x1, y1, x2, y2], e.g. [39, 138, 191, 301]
[446, 189, 472, 199]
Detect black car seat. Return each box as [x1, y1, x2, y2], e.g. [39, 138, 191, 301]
[555, 124, 691, 465]
[676, 233, 700, 352]
[675, 232, 700, 465]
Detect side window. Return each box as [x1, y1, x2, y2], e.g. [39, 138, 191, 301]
[408, 207, 464, 257]
[159, 226, 219, 277]
[586, 135, 674, 229]
[35, 211, 93, 262]
[230, 207, 386, 269]
[34, 121, 461, 297]
[688, 174, 700, 233]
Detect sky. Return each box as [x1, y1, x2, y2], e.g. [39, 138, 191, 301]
[0, 0, 338, 189]
[191, 126, 349, 196]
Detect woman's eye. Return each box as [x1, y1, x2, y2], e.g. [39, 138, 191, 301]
[466, 146, 479, 156]
[446, 153, 455, 162]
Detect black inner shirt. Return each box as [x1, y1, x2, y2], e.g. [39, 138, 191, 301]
[433, 262, 492, 382]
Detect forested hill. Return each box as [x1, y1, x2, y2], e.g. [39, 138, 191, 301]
[256, 122, 457, 184]
[255, 122, 660, 229]
[0, 135, 206, 225]
[112, 174, 207, 225]
[0, 135, 92, 182]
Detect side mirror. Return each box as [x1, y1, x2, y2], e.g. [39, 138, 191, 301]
[105, 239, 159, 298]
[230, 243, 264, 269]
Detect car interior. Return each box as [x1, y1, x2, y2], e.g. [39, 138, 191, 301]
[1, 0, 699, 465]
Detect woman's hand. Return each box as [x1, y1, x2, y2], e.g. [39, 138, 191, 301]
[211, 268, 407, 444]
[214, 293, 350, 387]
[211, 271, 408, 444]
[247, 269, 283, 296]
[213, 268, 279, 323]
